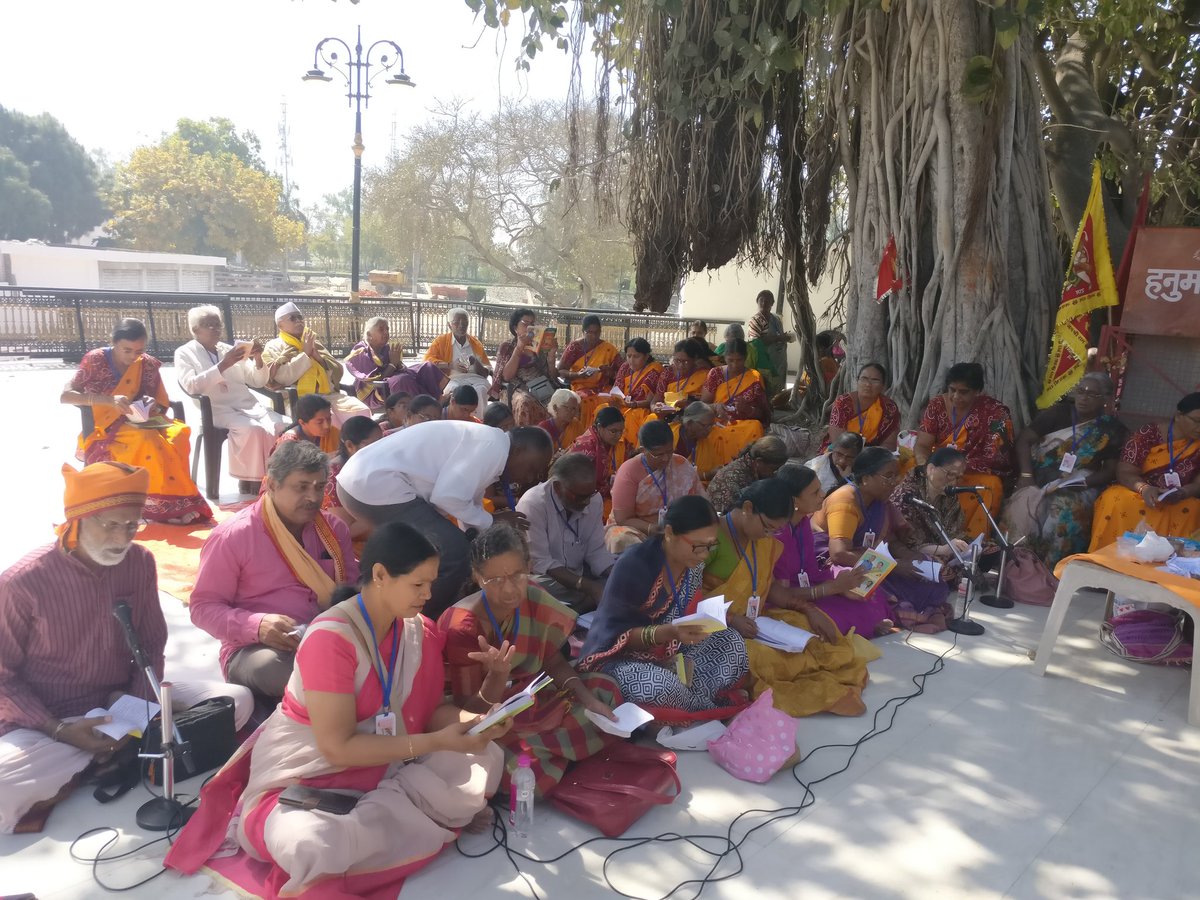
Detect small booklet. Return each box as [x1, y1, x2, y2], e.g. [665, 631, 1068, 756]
[663, 391, 686, 407]
[913, 559, 942, 581]
[468, 672, 554, 735]
[672, 595, 731, 633]
[848, 548, 897, 599]
[752, 617, 816, 652]
[84, 693, 161, 740]
[584, 702, 655, 738]
[608, 384, 626, 400]
[534, 326, 557, 354]
[125, 397, 156, 423]
[575, 611, 595, 630]
[1159, 487, 1180, 502]
[1044, 473, 1088, 491]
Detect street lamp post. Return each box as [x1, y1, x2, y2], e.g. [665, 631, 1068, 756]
[303, 25, 415, 301]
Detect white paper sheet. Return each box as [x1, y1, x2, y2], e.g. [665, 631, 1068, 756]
[656, 719, 728, 751]
[584, 702, 655, 738]
[752, 617, 816, 652]
[85, 693, 160, 740]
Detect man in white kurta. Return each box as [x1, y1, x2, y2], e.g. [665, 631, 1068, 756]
[262, 301, 370, 428]
[175, 306, 288, 492]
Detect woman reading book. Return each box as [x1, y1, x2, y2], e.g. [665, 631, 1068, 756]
[703, 478, 871, 717]
[813, 447, 954, 635]
[700, 338, 771, 452]
[557, 313, 621, 433]
[165, 522, 507, 897]
[611, 337, 664, 446]
[440, 524, 622, 795]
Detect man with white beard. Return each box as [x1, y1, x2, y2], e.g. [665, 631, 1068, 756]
[0, 462, 252, 833]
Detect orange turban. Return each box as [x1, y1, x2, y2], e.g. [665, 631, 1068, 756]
[58, 462, 149, 547]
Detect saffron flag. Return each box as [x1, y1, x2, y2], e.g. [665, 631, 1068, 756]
[1036, 161, 1119, 408]
[875, 234, 902, 303]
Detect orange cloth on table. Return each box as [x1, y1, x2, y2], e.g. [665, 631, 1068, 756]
[708, 366, 766, 454]
[1055, 543, 1200, 610]
[56, 461, 150, 549]
[1089, 439, 1200, 550]
[616, 361, 664, 446]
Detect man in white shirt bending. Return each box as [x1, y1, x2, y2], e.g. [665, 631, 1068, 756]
[336, 420, 554, 618]
[175, 305, 289, 494]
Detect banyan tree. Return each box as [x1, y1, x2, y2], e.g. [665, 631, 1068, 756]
[468, 0, 1198, 425]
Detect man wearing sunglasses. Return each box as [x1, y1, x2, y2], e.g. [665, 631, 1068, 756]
[516, 453, 616, 612]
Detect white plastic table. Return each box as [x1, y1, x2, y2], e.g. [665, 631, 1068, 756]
[1032, 558, 1200, 726]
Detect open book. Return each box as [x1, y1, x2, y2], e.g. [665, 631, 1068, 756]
[84, 693, 161, 740]
[672, 595, 731, 633]
[584, 702, 655, 738]
[1043, 472, 1089, 491]
[848, 546, 897, 599]
[752, 617, 816, 652]
[607, 384, 626, 400]
[468, 672, 554, 735]
[533, 326, 557, 354]
[125, 397, 156, 423]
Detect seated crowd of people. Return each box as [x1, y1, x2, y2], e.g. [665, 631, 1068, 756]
[3, 298, 1198, 896]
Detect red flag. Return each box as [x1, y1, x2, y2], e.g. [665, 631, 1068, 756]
[875, 235, 902, 303]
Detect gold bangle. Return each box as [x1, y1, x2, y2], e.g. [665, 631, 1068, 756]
[52, 720, 67, 742]
[562, 675, 581, 689]
[478, 686, 501, 705]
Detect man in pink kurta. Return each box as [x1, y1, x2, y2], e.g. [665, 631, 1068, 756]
[190, 441, 358, 706]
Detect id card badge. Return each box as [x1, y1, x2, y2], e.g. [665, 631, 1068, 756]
[1059, 452, 1077, 474]
[375, 711, 397, 736]
[675, 653, 689, 686]
[746, 594, 761, 620]
[1165, 471, 1182, 489]
[796, 572, 811, 589]
[863, 530, 876, 550]
[658, 506, 668, 526]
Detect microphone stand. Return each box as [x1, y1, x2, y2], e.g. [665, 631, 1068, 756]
[135, 681, 194, 831]
[913, 498, 984, 636]
[959, 489, 1015, 609]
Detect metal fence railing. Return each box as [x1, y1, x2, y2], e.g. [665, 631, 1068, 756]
[0, 288, 741, 362]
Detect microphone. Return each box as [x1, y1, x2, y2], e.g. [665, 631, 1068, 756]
[944, 486, 987, 496]
[909, 497, 939, 513]
[113, 601, 151, 671]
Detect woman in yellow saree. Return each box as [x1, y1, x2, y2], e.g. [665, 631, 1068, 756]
[62, 318, 211, 524]
[612, 338, 664, 446]
[651, 340, 711, 422]
[702, 477, 869, 717]
[700, 338, 769, 455]
[557, 314, 621, 435]
[669, 402, 734, 483]
[1090, 392, 1200, 549]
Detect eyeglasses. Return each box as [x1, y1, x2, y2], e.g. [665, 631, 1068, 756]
[872, 470, 900, 483]
[92, 518, 141, 536]
[412, 412, 437, 423]
[676, 533, 719, 553]
[480, 571, 529, 588]
[1074, 389, 1106, 398]
[858, 376, 884, 385]
[285, 313, 304, 322]
[195, 320, 222, 330]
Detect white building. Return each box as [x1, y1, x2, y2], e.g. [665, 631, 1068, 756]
[0, 241, 225, 292]
[680, 259, 841, 377]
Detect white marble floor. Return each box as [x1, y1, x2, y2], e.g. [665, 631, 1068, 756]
[1, 365, 1198, 900]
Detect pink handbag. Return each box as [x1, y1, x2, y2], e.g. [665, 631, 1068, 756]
[706, 689, 800, 784]
[1101, 609, 1193, 666]
[1003, 546, 1059, 606]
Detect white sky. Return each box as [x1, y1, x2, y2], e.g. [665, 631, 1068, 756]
[2, 0, 581, 208]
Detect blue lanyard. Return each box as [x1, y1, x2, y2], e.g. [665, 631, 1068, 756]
[500, 468, 518, 510]
[663, 561, 689, 618]
[1168, 419, 1194, 472]
[550, 490, 580, 542]
[854, 395, 868, 434]
[355, 594, 399, 713]
[679, 430, 697, 464]
[791, 522, 811, 573]
[724, 367, 747, 401]
[642, 454, 669, 506]
[949, 403, 971, 445]
[725, 513, 758, 595]
[853, 487, 882, 536]
[1069, 408, 1094, 454]
[480, 590, 519, 645]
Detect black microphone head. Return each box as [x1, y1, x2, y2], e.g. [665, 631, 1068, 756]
[909, 496, 938, 512]
[112, 600, 134, 624]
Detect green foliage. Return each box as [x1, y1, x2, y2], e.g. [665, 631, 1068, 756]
[105, 128, 304, 265]
[175, 117, 266, 172]
[0, 105, 106, 241]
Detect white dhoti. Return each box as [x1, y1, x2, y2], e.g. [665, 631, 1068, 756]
[0, 680, 253, 833]
[214, 405, 288, 480]
[322, 392, 372, 429]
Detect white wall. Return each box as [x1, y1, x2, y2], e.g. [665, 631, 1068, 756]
[680, 259, 841, 375]
[0, 241, 225, 291]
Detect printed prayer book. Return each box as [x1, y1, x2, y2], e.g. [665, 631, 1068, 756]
[84, 693, 161, 740]
[672, 596, 732, 633]
[468, 672, 554, 735]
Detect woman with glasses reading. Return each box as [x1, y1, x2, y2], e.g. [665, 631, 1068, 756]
[605, 420, 705, 553]
[579, 495, 749, 724]
[1009, 373, 1126, 565]
[704, 478, 871, 717]
[1089, 391, 1200, 550]
[440, 524, 621, 796]
[823, 362, 900, 451]
[814, 448, 954, 636]
[914, 362, 1015, 539]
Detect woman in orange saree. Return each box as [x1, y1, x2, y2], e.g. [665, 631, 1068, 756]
[557, 313, 621, 437]
[612, 337, 664, 446]
[651, 340, 711, 423]
[1090, 392, 1200, 549]
[700, 338, 769, 456]
[822, 362, 902, 451]
[62, 318, 211, 524]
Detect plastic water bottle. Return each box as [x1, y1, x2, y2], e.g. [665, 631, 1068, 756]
[510, 753, 535, 838]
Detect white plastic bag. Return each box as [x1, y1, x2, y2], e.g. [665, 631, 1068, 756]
[1132, 531, 1174, 564]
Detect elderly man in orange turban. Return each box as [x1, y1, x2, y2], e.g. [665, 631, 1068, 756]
[0, 462, 252, 834]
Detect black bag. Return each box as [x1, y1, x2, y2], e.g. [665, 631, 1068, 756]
[93, 696, 238, 803]
[145, 696, 238, 784]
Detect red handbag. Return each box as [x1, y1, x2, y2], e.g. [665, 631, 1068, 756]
[549, 743, 681, 837]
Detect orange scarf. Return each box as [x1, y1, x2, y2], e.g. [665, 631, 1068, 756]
[260, 495, 346, 608]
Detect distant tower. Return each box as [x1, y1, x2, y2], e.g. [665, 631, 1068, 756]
[278, 101, 294, 207]
[390, 111, 399, 160]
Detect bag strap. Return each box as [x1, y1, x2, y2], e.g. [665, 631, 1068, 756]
[1099, 611, 1187, 663]
[564, 756, 682, 804]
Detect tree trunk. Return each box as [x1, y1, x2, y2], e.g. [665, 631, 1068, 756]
[838, 1, 1058, 429]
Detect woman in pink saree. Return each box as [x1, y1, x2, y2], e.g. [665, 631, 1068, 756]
[166, 522, 508, 899]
